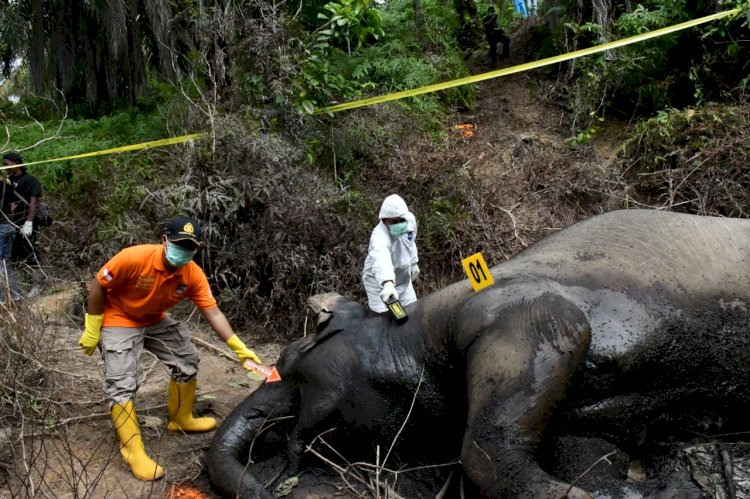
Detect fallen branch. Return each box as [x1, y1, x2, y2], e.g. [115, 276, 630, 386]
[193, 336, 233, 359]
[721, 446, 736, 499]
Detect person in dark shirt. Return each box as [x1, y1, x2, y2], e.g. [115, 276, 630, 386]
[0, 152, 27, 300]
[4, 152, 43, 265]
[482, 6, 510, 64]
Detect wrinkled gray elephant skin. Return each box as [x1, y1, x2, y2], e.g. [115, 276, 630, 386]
[207, 209, 750, 498]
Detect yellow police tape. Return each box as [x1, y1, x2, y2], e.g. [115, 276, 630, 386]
[320, 7, 743, 114]
[1, 132, 205, 171]
[1, 8, 743, 167]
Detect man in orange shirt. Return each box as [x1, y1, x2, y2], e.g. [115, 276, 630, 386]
[78, 217, 262, 481]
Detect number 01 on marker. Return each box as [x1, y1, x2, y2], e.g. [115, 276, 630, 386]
[462, 252, 494, 291]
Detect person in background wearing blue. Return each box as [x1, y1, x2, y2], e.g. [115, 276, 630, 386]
[514, 0, 529, 17]
[362, 194, 420, 313]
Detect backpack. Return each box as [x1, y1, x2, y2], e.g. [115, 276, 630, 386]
[34, 203, 52, 227]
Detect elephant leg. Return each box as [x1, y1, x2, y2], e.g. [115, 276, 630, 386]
[285, 383, 346, 475]
[460, 293, 593, 498]
[207, 381, 298, 499]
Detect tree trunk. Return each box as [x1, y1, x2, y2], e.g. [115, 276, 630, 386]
[30, 0, 44, 95]
[591, 0, 615, 60]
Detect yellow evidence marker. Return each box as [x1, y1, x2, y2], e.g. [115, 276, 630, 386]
[461, 252, 495, 292]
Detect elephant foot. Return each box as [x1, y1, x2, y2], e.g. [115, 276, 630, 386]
[262, 459, 290, 489]
[273, 476, 300, 497]
[266, 453, 304, 497]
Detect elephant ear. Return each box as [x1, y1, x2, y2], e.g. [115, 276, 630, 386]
[301, 293, 369, 352]
[307, 292, 349, 328]
[307, 292, 369, 326]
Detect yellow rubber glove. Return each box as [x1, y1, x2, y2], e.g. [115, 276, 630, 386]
[79, 313, 103, 356]
[226, 334, 262, 370]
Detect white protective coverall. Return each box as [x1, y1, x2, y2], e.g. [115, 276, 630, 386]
[362, 194, 419, 312]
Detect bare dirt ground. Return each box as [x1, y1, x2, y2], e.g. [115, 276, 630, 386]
[0, 282, 285, 499]
[0, 32, 633, 499]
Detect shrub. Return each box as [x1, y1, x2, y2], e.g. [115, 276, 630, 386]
[617, 103, 750, 217]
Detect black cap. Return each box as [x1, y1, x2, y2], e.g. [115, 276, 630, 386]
[166, 217, 201, 246]
[2, 151, 22, 163]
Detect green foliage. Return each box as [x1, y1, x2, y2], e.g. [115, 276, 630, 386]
[559, 0, 750, 126]
[618, 104, 750, 216]
[615, 4, 682, 34]
[296, 0, 471, 117]
[388, 0, 459, 47]
[483, 1, 517, 28]
[1, 108, 175, 263]
[613, 4, 682, 76]
[298, 46, 377, 113]
[2, 110, 166, 191]
[577, 4, 681, 120]
[325, 111, 400, 175]
[420, 169, 472, 257]
[0, 0, 188, 115]
[565, 117, 604, 148]
[156, 124, 375, 339]
[702, 0, 750, 43]
[316, 0, 385, 53]
[7, 0, 749, 348]
[297, 0, 384, 112]
[563, 21, 603, 43]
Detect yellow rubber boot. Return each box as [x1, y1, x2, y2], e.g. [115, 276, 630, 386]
[167, 379, 217, 433]
[110, 401, 165, 481]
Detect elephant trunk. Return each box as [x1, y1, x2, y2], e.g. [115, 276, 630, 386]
[207, 381, 297, 499]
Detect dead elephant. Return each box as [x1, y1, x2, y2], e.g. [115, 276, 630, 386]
[207, 209, 750, 498]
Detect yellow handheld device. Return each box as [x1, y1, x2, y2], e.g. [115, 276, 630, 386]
[386, 296, 408, 324]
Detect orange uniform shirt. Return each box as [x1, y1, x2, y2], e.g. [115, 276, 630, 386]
[97, 244, 217, 327]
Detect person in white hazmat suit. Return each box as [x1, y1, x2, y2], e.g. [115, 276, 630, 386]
[362, 194, 420, 313]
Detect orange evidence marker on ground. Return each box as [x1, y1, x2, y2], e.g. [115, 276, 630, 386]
[164, 483, 208, 498]
[243, 359, 282, 382]
[452, 123, 475, 138]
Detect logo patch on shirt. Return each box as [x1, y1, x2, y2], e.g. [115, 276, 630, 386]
[408, 232, 414, 241]
[176, 284, 187, 295]
[102, 268, 114, 282]
[136, 275, 155, 290]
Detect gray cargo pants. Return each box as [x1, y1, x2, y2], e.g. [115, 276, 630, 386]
[100, 315, 200, 407]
